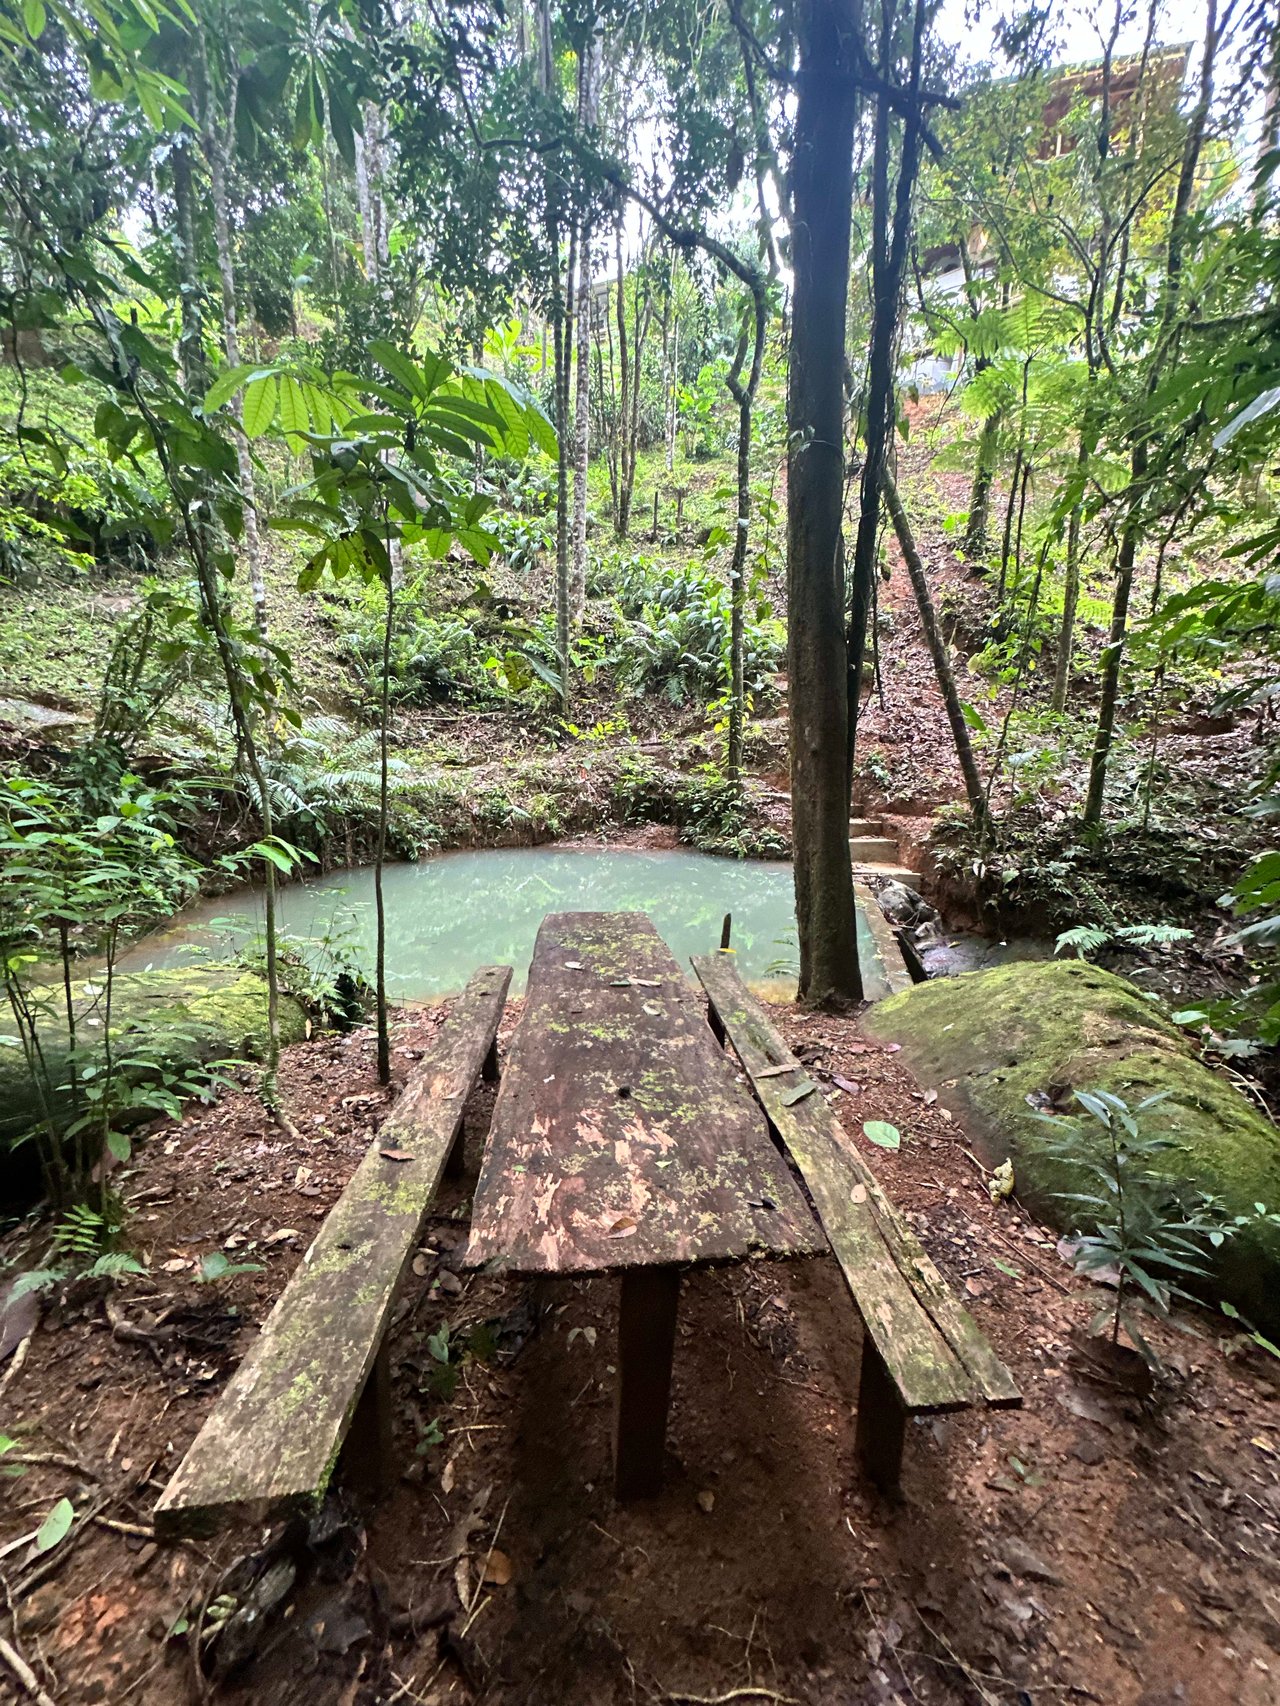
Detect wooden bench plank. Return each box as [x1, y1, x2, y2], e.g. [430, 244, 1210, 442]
[153, 964, 512, 1538]
[465, 914, 825, 1276]
[691, 952, 1020, 1417]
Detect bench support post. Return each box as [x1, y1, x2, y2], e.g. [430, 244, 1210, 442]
[614, 1265, 680, 1500]
[444, 1121, 466, 1179]
[342, 1341, 394, 1498]
[855, 1332, 907, 1491]
[706, 999, 726, 1049]
[482, 1039, 500, 1082]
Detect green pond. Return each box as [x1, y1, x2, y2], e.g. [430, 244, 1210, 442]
[119, 846, 890, 1003]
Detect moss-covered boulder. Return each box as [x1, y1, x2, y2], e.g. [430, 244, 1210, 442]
[866, 960, 1280, 1331]
[0, 965, 307, 1148]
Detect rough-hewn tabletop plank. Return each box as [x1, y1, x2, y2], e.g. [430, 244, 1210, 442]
[154, 964, 512, 1537]
[692, 951, 1021, 1416]
[465, 914, 824, 1275]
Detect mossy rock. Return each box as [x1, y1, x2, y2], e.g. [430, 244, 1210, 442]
[0, 965, 307, 1148]
[866, 960, 1280, 1332]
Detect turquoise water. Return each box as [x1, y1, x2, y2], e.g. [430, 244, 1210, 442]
[119, 845, 854, 1002]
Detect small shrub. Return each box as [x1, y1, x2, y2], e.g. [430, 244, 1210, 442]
[611, 557, 783, 706]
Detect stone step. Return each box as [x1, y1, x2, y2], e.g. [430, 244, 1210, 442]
[851, 861, 922, 887]
[848, 816, 883, 837]
[849, 835, 901, 863]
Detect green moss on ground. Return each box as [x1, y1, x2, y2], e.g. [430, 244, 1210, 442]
[0, 965, 307, 1145]
[866, 960, 1280, 1330]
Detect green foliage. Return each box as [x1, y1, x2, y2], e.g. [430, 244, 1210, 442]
[611, 555, 783, 706]
[197, 1250, 264, 1284]
[333, 587, 491, 707]
[238, 919, 369, 1030]
[1055, 922, 1193, 959]
[490, 507, 554, 575]
[1035, 1089, 1240, 1364]
[0, 770, 206, 1200]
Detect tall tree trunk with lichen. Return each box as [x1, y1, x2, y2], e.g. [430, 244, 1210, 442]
[195, 42, 269, 647]
[571, 18, 601, 613]
[845, 0, 928, 800]
[726, 290, 766, 783]
[789, 0, 862, 1007]
[1083, 0, 1222, 825]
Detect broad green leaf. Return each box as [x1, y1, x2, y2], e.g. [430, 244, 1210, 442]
[23, 0, 46, 38]
[204, 364, 255, 412]
[862, 1120, 901, 1151]
[278, 375, 309, 443]
[36, 1497, 74, 1553]
[242, 374, 278, 438]
[370, 340, 432, 400]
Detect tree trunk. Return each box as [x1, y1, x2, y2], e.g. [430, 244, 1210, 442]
[845, 0, 928, 796]
[1051, 440, 1086, 713]
[666, 304, 679, 472]
[725, 293, 766, 782]
[788, 0, 862, 1008]
[572, 253, 591, 614]
[571, 23, 601, 613]
[375, 568, 393, 1084]
[963, 407, 998, 560]
[552, 224, 576, 716]
[1082, 485, 1139, 826]
[202, 116, 268, 645]
[883, 470, 990, 832]
[1084, 0, 1219, 823]
[355, 125, 378, 281]
[171, 136, 204, 394]
[613, 225, 631, 537]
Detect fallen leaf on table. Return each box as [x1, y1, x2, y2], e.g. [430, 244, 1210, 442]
[781, 1080, 817, 1106]
[379, 1147, 415, 1163]
[607, 1215, 638, 1237]
[862, 1120, 902, 1151]
[757, 1064, 799, 1078]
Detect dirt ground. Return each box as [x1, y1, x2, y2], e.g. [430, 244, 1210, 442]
[2, 993, 1278, 1706]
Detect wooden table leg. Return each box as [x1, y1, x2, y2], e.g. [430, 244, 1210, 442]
[855, 1330, 907, 1491]
[614, 1265, 680, 1500]
[342, 1340, 394, 1498]
[444, 1123, 466, 1179]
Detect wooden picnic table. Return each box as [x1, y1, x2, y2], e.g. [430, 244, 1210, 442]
[465, 911, 824, 1497]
